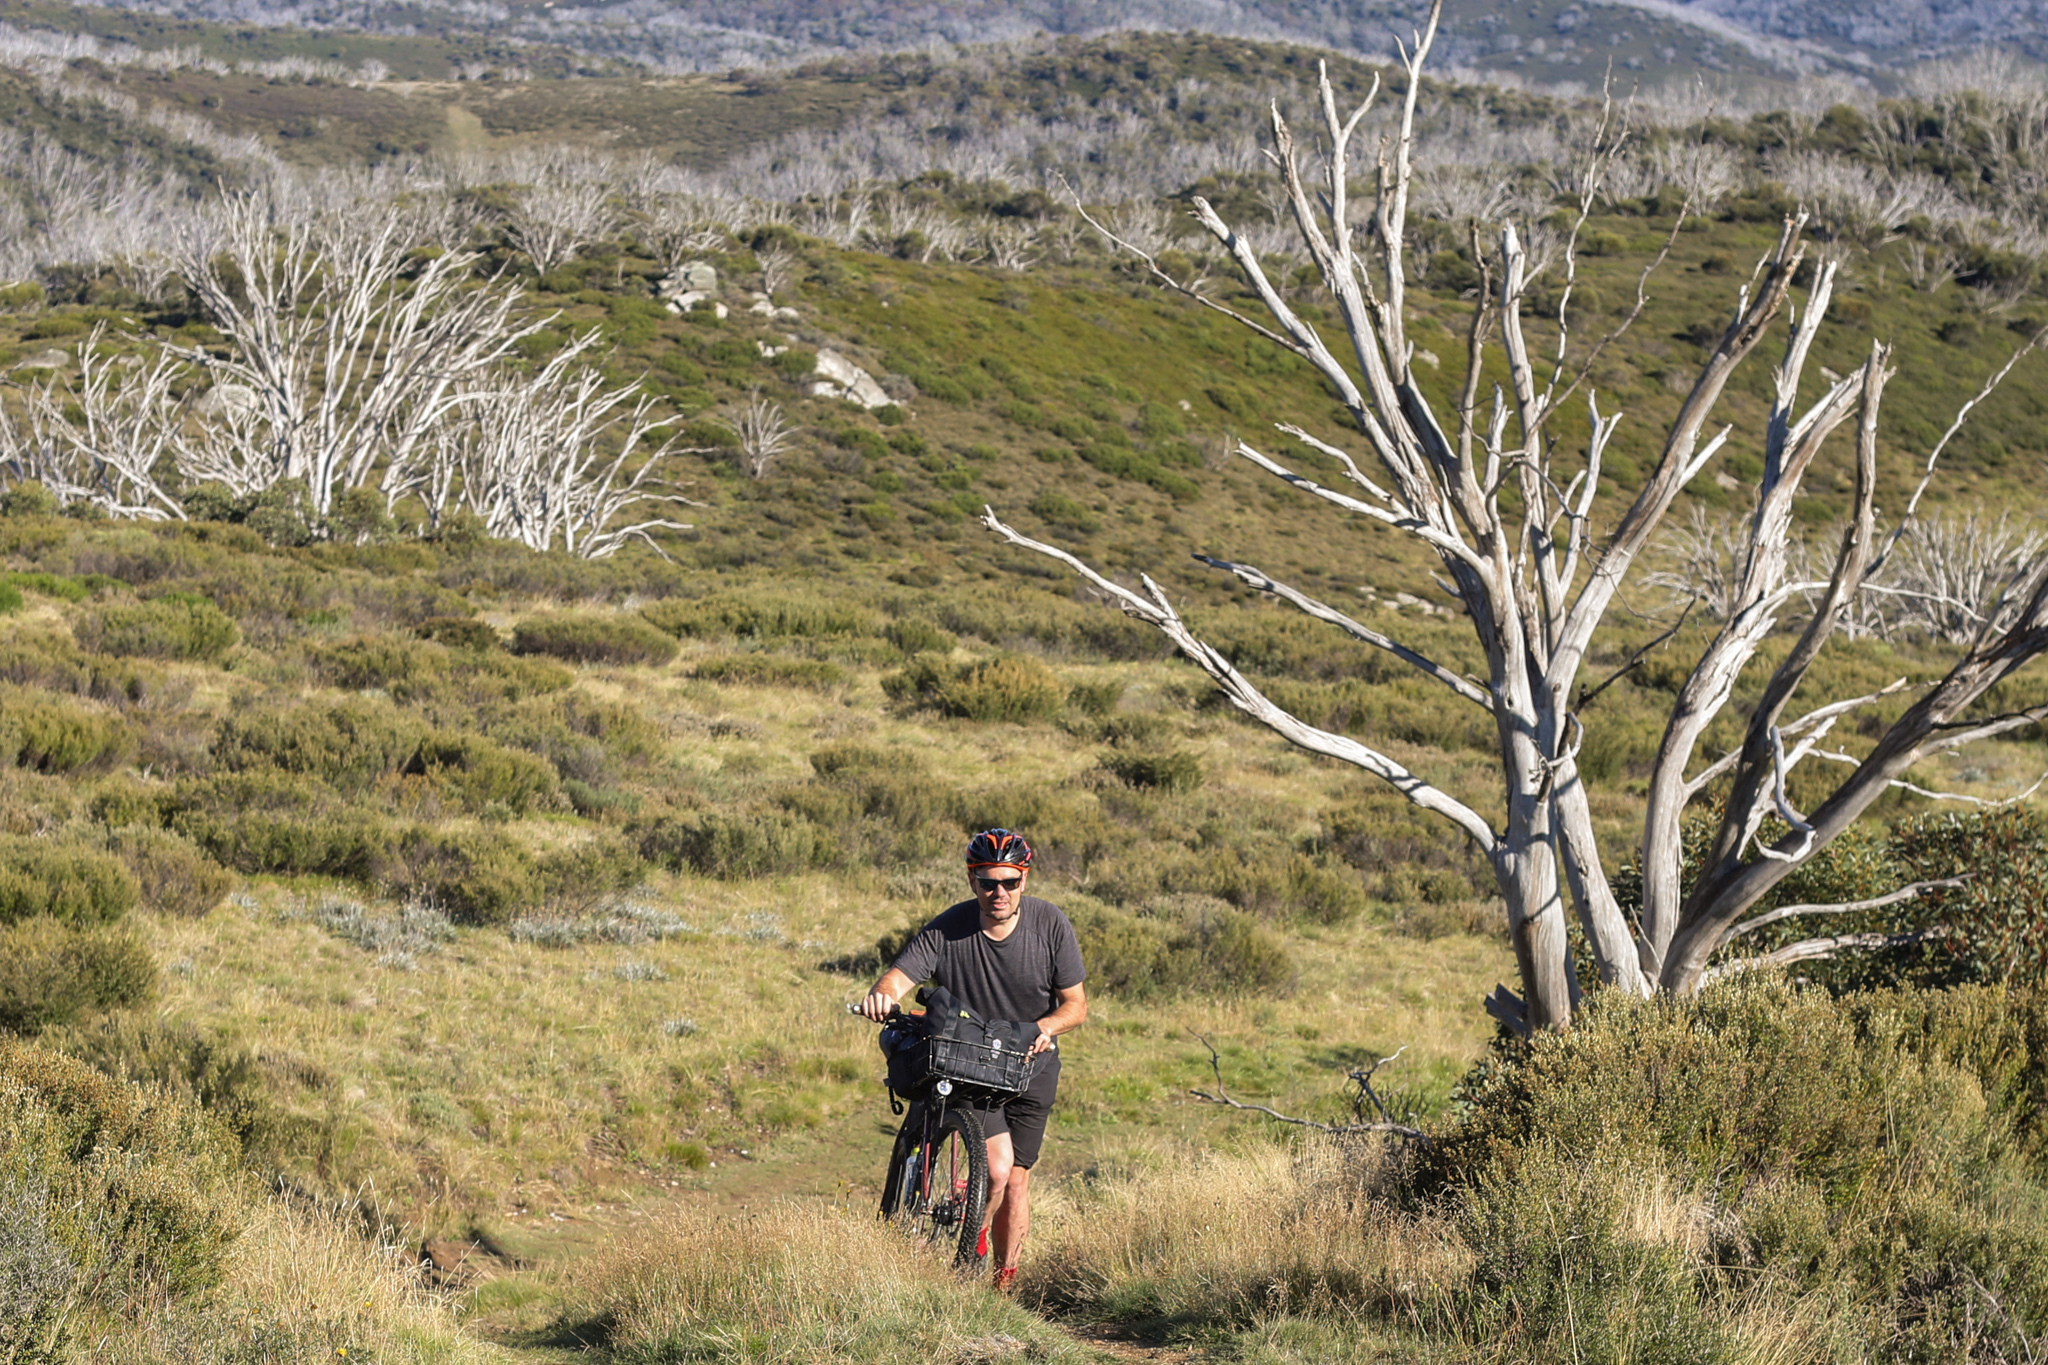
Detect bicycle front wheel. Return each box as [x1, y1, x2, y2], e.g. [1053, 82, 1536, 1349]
[885, 1105, 988, 1267]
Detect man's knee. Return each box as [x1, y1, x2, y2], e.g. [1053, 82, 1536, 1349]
[986, 1135, 1016, 1190]
[1007, 1164, 1032, 1197]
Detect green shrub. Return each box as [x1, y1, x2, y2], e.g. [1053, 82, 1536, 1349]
[1028, 490, 1101, 533]
[211, 698, 425, 789]
[409, 732, 560, 815]
[0, 1036, 243, 1322]
[535, 834, 646, 907]
[1099, 749, 1204, 793]
[107, 828, 234, 918]
[414, 614, 502, 650]
[0, 687, 132, 773]
[0, 838, 139, 926]
[638, 808, 829, 879]
[0, 580, 19, 614]
[305, 635, 451, 700]
[1066, 897, 1291, 998]
[165, 772, 388, 880]
[883, 618, 954, 656]
[1428, 978, 2048, 1361]
[642, 594, 881, 640]
[692, 654, 850, 690]
[883, 655, 1066, 722]
[1066, 680, 1124, 716]
[75, 594, 238, 661]
[0, 479, 59, 517]
[378, 828, 537, 925]
[1093, 846, 1365, 924]
[459, 649, 575, 701]
[511, 614, 679, 667]
[2, 571, 97, 603]
[0, 917, 157, 1032]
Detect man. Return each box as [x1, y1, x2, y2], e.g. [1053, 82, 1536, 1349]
[859, 828, 1087, 1292]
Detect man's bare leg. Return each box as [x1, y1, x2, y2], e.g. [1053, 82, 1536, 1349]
[984, 1132, 1015, 1234]
[991, 1164, 1031, 1268]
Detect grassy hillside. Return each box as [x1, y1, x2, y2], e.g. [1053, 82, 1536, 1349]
[6, 18, 2048, 1360]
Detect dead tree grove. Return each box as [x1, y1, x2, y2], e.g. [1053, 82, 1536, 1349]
[984, 2, 2048, 1031]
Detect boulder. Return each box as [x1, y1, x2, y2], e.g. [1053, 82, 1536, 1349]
[661, 261, 719, 296]
[812, 348, 891, 410]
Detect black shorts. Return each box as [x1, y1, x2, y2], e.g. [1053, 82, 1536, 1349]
[964, 1058, 1059, 1169]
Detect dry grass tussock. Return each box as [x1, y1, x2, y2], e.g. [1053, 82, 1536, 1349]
[565, 1200, 1093, 1364]
[1011, 1135, 1930, 1364]
[1023, 1138, 1468, 1332]
[94, 1197, 494, 1364]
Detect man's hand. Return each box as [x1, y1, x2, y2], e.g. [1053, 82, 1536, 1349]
[858, 990, 898, 1022]
[1028, 1025, 1054, 1057]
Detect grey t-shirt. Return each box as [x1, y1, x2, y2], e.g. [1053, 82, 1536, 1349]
[891, 895, 1086, 1031]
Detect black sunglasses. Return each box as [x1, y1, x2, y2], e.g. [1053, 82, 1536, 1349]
[973, 875, 1025, 894]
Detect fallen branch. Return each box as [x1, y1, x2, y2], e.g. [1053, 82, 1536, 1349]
[1186, 1030, 1430, 1141]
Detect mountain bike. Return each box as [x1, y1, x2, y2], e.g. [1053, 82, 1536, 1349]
[850, 997, 1036, 1268]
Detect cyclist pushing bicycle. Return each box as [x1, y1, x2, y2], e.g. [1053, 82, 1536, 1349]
[857, 829, 1088, 1292]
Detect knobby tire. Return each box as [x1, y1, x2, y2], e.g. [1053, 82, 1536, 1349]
[878, 1102, 988, 1268]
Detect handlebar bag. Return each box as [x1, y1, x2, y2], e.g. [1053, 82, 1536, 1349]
[879, 987, 1038, 1098]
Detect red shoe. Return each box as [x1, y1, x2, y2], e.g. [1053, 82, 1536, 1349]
[975, 1227, 989, 1260]
[993, 1266, 1019, 1294]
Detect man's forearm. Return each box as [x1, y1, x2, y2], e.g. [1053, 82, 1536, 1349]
[1036, 1000, 1086, 1039]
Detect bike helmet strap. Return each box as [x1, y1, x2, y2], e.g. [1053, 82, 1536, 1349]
[965, 828, 1034, 870]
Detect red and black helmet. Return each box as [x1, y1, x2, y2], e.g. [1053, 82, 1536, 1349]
[966, 828, 1034, 870]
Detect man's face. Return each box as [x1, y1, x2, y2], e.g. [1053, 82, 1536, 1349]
[971, 866, 1028, 920]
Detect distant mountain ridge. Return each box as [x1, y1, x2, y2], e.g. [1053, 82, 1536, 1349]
[15, 0, 2048, 82]
[1648, 0, 2048, 63]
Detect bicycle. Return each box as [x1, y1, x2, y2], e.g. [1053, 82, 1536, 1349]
[850, 994, 1037, 1268]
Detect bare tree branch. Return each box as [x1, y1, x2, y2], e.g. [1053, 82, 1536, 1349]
[1186, 1030, 1429, 1142]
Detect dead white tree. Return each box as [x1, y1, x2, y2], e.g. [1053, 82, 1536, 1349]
[733, 389, 795, 480]
[1882, 512, 2048, 643]
[984, 1, 2048, 1032]
[401, 333, 704, 559]
[507, 176, 620, 275]
[171, 191, 547, 518]
[0, 329, 188, 520]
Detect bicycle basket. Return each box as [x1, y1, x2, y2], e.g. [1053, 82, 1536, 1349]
[883, 1013, 1036, 1099]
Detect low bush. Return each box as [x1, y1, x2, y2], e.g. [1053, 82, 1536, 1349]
[1425, 978, 2048, 1360]
[211, 698, 425, 789]
[1099, 748, 1204, 792]
[1094, 845, 1366, 925]
[0, 916, 157, 1032]
[1066, 896, 1292, 998]
[0, 837, 139, 926]
[75, 593, 238, 661]
[637, 808, 829, 879]
[642, 593, 881, 640]
[414, 614, 502, 651]
[376, 828, 539, 925]
[883, 654, 1065, 722]
[692, 653, 850, 690]
[0, 1037, 245, 1356]
[409, 732, 560, 815]
[0, 686, 133, 773]
[511, 614, 679, 667]
[167, 773, 389, 881]
[107, 827, 235, 917]
[306, 635, 452, 701]
[883, 618, 954, 656]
